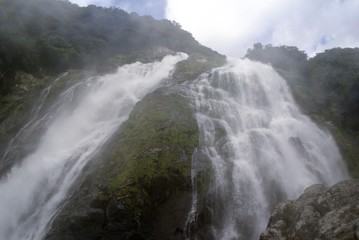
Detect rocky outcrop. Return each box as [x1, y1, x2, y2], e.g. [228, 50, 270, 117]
[42, 45, 225, 240]
[260, 179, 359, 240]
[45, 84, 198, 240]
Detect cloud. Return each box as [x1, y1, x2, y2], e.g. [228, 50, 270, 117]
[166, 0, 359, 56]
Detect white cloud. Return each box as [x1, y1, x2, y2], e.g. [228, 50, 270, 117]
[166, 0, 359, 56]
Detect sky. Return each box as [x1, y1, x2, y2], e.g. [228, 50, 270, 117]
[68, 0, 359, 57]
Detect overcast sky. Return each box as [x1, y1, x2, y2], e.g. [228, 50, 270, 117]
[68, 0, 359, 57]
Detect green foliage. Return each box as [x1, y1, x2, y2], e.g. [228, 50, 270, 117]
[245, 43, 307, 74]
[306, 48, 359, 131]
[95, 87, 198, 225]
[0, 0, 220, 96]
[172, 52, 226, 83]
[330, 124, 359, 178]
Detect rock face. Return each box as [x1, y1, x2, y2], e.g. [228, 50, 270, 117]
[45, 85, 197, 240]
[260, 179, 359, 240]
[44, 52, 225, 240]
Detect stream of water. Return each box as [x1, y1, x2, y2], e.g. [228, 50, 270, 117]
[189, 58, 349, 240]
[0, 53, 187, 240]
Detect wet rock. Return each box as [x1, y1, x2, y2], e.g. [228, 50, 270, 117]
[45, 85, 199, 240]
[260, 179, 359, 240]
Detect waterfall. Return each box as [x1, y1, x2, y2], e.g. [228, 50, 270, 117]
[189, 58, 349, 240]
[0, 53, 187, 240]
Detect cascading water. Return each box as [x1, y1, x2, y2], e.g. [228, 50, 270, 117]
[0, 53, 187, 240]
[1, 72, 70, 170]
[189, 58, 349, 240]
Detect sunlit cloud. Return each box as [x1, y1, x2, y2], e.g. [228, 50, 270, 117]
[166, 0, 359, 56]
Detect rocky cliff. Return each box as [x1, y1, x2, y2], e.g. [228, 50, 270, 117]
[44, 52, 225, 240]
[260, 179, 359, 240]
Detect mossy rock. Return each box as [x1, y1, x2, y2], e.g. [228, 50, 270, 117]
[46, 85, 199, 239]
[102, 85, 199, 234]
[306, 114, 359, 178]
[172, 52, 226, 83]
[45, 49, 225, 239]
[329, 125, 359, 178]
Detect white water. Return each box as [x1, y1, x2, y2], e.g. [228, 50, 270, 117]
[2, 73, 69, 166]
[0, 53, 187, 240]
[189, 58, 349, 240]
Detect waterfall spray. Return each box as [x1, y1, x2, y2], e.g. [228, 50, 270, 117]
[189, 58, 349, 240]
[0, 53, 187, 240]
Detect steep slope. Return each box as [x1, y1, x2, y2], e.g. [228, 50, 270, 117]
[0, 0, 224, 174]
[0, 52, 200, 240]
[0, 0, 220, 94]
[44, 54, 224, 240]
[45, 87, 196, 240]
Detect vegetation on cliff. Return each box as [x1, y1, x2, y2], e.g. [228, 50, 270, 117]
[0, 0, 224, 176]
[42, 44, 225, 239]
[46, 85, 199, 239]
[0, 0, 220, 95]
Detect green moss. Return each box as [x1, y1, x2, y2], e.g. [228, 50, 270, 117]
[89, 53, 223, 230]
[330, 126, 359, 178]
[172, 52, 226, 83]
[96, 86, 199, 226]
[309, 114, 359, 178]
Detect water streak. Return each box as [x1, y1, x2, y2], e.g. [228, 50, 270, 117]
[1, 73, 69, 166]
[189, 58, 349, 240]
[0, 53, 187, 240]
